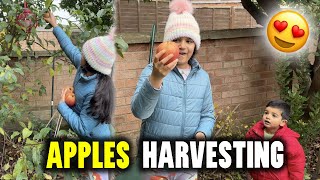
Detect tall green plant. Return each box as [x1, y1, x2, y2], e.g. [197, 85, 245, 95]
[275, 59, 292, 102]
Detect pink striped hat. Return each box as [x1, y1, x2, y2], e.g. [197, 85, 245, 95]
[82, 28, 116, 75]
[164, 0, 200, 50]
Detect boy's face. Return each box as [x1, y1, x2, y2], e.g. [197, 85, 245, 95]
[263, 107, 287, 132]
[173, 37, 195, 69]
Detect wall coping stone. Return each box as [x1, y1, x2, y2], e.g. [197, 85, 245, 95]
[119, 28, 264, 44]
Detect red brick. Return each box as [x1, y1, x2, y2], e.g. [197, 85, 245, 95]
[223, 60, 242, 68]
[202, 62, 223, 70]
[210, 76, 223, 85]
[260, 72, 275, 79]
[213, 92, 222, 99]
[214, 98, 232, 107]
[231, 95, 250, 104]
[240, 107, 263, 117]
[114, 115, 126, 125]
[250, 80, 266, 87]
[224, 75, 242, 83]
[125, 78, 139, 88]
[114, 105, 132, 115]
[267, 91, 279, 99]
[233, 51, 251, 60]
[114, 79, 126, 88]
[214, 69, 234, 76]
[234, 67, 251, 75]
[123, 52, 149, 61]
[243, 73, 261, 81]
[222, 90, 240, 98]
[116, 97, 126, 106]
[116, 121, 141, 133]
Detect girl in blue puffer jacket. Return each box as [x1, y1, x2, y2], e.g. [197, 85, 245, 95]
[44, 12, 116, 141]
[131, 0, 216, 179]
[132, 0, 216, 141]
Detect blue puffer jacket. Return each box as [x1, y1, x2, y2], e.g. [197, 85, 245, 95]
[131, 59, 215, 140]
[54, 26, 112, 140]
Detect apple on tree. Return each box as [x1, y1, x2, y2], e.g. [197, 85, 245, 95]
[156, 41, 179, 65]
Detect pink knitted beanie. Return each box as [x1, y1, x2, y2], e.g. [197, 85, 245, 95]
[163, 0, 201, 50]
[82, 28, 116, 75]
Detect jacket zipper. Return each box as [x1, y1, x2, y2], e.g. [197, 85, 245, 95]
[181, 80, 186, 137]
[179, 67, 197, 138]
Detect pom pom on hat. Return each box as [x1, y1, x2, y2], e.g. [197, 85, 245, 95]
[164, 0, 201, 50]
[169, 0, 193, 14]
[82, 29, 116, 75]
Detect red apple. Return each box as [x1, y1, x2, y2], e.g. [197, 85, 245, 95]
[65, 93, 76, 107]
[156, 41, 179, 65]
[43, 12, 50, 18]
[65, 86, 74, 94]
[16, 2, 37, 33]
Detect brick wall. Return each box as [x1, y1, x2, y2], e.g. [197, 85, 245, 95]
[19, 28, 279, 155]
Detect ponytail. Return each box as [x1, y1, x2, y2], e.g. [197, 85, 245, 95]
[90, 73, 115, 123]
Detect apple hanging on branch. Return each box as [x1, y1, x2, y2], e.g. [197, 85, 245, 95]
[16, 0, 38, 33]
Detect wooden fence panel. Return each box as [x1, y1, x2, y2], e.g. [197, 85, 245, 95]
[117, 0, 257, 33]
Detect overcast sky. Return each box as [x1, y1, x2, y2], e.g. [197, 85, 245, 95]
[52, 0, 77, 25]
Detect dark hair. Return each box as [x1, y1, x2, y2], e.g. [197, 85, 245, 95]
[266, 100, 290, 120]
[82, 63, 115, 124]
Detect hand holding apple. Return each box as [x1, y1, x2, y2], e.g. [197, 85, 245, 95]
[43, 11, 58, 27]
[65, 93, 76, 107]
[150, 43, 179, 89]
[60, 86, 76, 107]
[156, 41, 179, 65]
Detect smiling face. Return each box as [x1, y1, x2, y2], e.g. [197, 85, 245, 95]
[263, 107, 287, 134]
[267, 10, 309, 53]
[173, 37, 196, 69]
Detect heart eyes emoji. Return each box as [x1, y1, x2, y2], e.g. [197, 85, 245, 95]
[274, 20, 304, 38]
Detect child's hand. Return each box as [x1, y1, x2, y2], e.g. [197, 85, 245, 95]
[60, 88, 69, 103]
[43, 11, 58, 27]
[195, 132, 205, 140]
[150, 49, 178, 88]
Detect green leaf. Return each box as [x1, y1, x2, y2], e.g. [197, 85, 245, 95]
[21, 93, 28, 101]
[0, 127, 4, 135]
[14, 68, 24, 75]
[16, 172, 28, 180]
[45, 24, 53, 29]
[48, 40, 55, 47]
[10, 131, 20, 139]
[45, 0, 53, 8]
[39, 85, 47, 96]
[28, 121, 32, 129]
[1, 174, 13, 180]
[97, 9, 107, 18]
[22, 128, 33, 139]
[26, 138, 37, 145]
[5, 34, 12, 43]
[3, 163, 10, 171]
[115, 36, 129, 55]
[46, 57, 54, 65]
[32, 146, 41, 164]
[43, 173, 52, 180]
[34, 127, 51, 140]
[49, 68, 55, 77]
[13, 158, 24, 177]
[19, 122, 26, 128]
